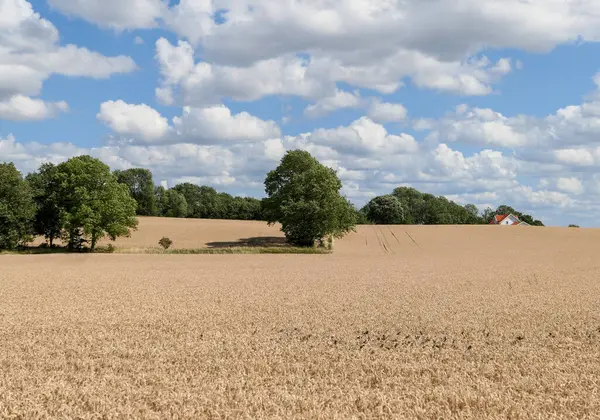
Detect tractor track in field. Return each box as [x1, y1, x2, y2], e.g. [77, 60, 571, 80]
[404, 230, 421, 249]
[372, 226, 391, 254]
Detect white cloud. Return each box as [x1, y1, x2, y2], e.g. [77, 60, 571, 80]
[553, 148, 596, 166]
[47, 0, 165, 30]
[172, 105, 281, 144]
[163, 0, 214, 45]
[415, 105, 528, 147]
[97, 100, 169, 141]
[0, 0, 136, 101]
[154, 37, 514, 108]
[367, 100, 407, 122]
[155, 38, 327, 105]
[0, 95, 68, 120]
[304, 89, 361, 118]
[134, 36, 144, 45]
[556, 177, 584, 195]
[286, 117, 419, 157]
[98, 101, 281, 146]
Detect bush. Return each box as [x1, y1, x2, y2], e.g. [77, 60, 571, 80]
[569, 224, 580, 228]
[159, 237, 173, 249]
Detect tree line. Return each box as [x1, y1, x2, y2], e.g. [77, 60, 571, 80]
[1, 152, 544, 251]
[1, 157, 137, 250]
[0, 157, 265, 251]
[360, 187, 544, 226]
[113, 168, 264, 221]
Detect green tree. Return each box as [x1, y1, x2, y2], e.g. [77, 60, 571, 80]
[114, 168, 157, 216]
[464, 204, 479, 218]
[363, 195, 405, 224]
[172, 183, 219, 218]
[163, 189, 188, 218]
[482, 207, 495, 223]
[154, 186, 167, 216]
[0, 163, 36, 249]
[26, 163, 63, 247]
[55, 156, 138, 250]
[262, 150, 357, 247]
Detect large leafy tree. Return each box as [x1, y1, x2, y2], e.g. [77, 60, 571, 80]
[56, 156, 138, 250]
[26, 163, 63, 247]
[114, 168, 157, 216]
[262, 150, 357, 247]
[363, 195, 405, 224]
[0, 163, 36, 249]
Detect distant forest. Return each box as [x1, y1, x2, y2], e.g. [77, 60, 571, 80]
[3, 161, 545, 227]
[358, 187, 544, 226]
[114, 169, 544, 226]
[113, 168, 264, 221]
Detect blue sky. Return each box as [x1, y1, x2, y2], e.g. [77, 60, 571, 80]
[3, 0, 600, 226]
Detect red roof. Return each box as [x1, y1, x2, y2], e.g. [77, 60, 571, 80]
[492, 214, 508, 224]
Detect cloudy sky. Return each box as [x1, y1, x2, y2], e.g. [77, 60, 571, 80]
[2, 0, 600, 226]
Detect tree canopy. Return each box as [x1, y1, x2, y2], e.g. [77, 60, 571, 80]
[263, 150, 357, 246]
[26, 163, 63, 247]
[114, 168, 156, 216]
[360, 187, 544, 226]
[55, 156, 138, 250]
[0, 163, 36, 249]
[363, 195, 405, 224]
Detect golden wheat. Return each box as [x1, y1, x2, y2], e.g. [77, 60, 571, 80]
[2, 219, 600, 419]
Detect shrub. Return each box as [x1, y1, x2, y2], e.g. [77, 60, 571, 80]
[159, 237, 173, 249]
[569, 224, 580, 228]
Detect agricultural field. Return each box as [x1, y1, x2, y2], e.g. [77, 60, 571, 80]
[1, 218, 600, 419]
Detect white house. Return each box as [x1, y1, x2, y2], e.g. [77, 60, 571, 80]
[490, 214, 530, 226]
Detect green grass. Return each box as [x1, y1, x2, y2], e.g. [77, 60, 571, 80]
[121, 247, 331, 255]
[2, 245, 331, 255]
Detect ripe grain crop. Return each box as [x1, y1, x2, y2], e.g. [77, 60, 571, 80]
[1, 219, 600, 419]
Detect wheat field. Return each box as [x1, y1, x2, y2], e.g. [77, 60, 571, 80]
[2, 218, 600, 419]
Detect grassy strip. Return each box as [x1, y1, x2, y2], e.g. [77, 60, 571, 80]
[2, 246, 331, 255]
[119, 246, 331, 255]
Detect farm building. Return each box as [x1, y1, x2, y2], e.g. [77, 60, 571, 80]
[490, 214, 530, 226]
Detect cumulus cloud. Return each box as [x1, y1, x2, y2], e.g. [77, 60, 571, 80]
[97, 100, 170, 141]
[42, 0, 600, 62]
[367, 100, 407, 122]
[172, 105, 281, 144]
[97, 101, 281, 145]
[155, 38, 327, 105]
[286, 117, 419, 157]
[47, 0, 165, 30]
[556, 177, 584, 195]
[415, 79, 600, 154]
[0, 95, 68, 120]
[304, 90, 362, 118]
[0, 0, 136, 101]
